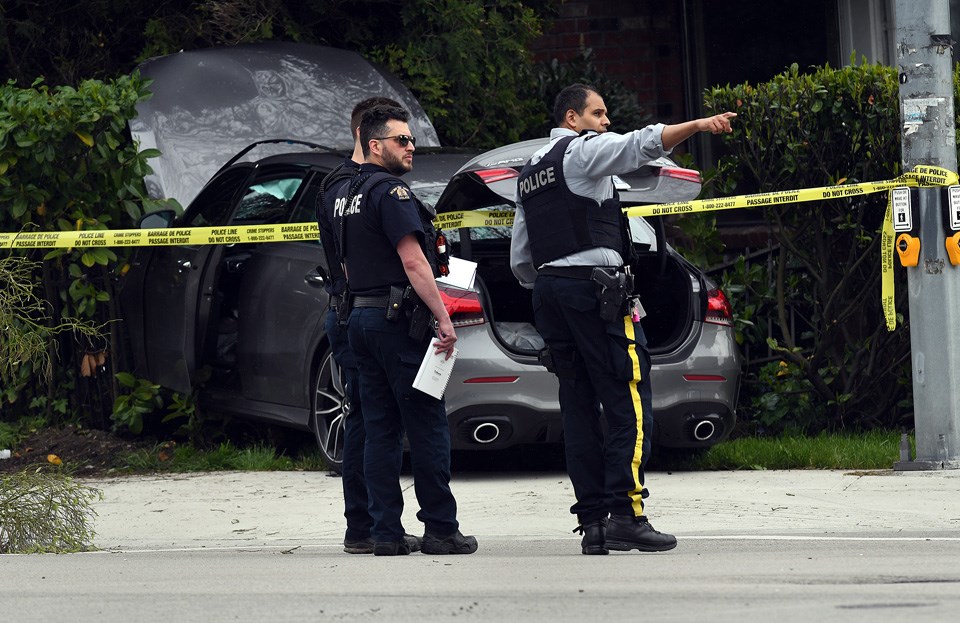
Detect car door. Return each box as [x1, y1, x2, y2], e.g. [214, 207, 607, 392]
[233, 169, 330, 412]
[137, 165, 254, 393]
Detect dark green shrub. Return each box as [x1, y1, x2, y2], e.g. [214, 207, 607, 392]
[0, 74, 166, 424]
[702, 59, 913, 434]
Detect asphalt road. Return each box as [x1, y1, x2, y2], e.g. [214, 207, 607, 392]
[3, 468, 960, 622]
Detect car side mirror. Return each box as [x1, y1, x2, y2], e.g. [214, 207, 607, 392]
[138, 209, 177, 229]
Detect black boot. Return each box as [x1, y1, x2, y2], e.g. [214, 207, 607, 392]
[606, 515, 677, 552]
[421, 530, 478, 555]
[573, 518, 608, 555]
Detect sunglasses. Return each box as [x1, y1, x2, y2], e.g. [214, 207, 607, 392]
[374, 134, 417, 148]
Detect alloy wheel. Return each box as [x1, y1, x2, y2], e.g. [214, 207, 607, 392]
[313, 349, 347, 472]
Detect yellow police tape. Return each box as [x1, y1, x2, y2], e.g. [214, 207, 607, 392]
[0, 222, 322, 249]
[433, 166, 958, 332]
[619, 165, 960, 332]
[2, 165, 956, 331]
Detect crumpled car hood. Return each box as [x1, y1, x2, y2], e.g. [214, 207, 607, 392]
[130, 41, 440, 208]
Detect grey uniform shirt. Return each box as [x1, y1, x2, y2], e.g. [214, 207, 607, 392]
[509, 124, 670, 288]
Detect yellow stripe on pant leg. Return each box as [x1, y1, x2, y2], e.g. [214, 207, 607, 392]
[622, 316, 646, 516]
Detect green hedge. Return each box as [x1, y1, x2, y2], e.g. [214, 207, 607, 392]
[0, 74, 164, 422]
[700, 59, 958, 435]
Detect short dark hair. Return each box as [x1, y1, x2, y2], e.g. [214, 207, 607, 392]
[350, 97, 402, 134]
[359, 105, 410, 157]
[552, 83, 598, 126]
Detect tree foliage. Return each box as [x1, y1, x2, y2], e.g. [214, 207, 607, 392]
[535, 47, 652, 136]
[367, 0, 547, 147]
[0, 0, 562, 147]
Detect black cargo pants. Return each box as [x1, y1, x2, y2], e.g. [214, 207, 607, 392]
[533, 273, 653, 522]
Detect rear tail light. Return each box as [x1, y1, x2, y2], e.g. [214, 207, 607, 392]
[705, 288, 734, 326]
[475, 168, 519, 184]
[657, 167, 702, 184]
[438, 285, 485, 327]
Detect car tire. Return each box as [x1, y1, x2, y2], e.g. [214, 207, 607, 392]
[312, 347, 347, 473]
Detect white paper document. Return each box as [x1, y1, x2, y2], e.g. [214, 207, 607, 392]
[412, 344, 459, 399]
[436, 256, 477, 290]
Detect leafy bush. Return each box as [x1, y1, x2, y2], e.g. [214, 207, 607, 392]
[703, 59, 913, 434]
[111, 373, 163, 435]
[0, 74, 164, 423]
[0, 255, 102, 407]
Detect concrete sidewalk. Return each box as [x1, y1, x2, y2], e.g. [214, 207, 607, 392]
[89, 468, 960, 551]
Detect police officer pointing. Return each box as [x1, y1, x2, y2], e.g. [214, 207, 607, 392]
[332, 104, 477, 556]
[510, 83, 735, 555]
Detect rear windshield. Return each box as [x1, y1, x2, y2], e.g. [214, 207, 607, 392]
[443, 206, 514, 242]
[409, 182, 446, 211]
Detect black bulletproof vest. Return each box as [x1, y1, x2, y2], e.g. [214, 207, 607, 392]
[518, 135, 626, 267]
[333, 171, 440, 294]
[316, 162, 357, 295]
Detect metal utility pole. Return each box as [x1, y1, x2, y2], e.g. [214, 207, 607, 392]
[894, 0, 960, 469]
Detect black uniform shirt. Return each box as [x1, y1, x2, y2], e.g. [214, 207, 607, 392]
[336, 163, 425, 295]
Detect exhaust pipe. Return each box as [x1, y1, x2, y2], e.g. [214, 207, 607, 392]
[472, 422, 501, 444]
[692, 419, 716, 441]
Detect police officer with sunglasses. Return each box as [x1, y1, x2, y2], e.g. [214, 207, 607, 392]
[331, 104, 477, 556]
[317, 96, 429, 555]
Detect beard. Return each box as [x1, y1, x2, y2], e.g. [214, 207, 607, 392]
[381, 148, 412, 176]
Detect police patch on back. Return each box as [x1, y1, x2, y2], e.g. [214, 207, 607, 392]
[389, 185, 411, 200]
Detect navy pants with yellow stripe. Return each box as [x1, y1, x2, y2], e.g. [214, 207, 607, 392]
[533, 274, 653, 523]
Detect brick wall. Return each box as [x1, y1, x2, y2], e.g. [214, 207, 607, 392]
[530, 0, 686, 123]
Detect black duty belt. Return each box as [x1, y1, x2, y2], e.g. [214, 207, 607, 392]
[538, 265, 616, 280]
[353, 294, 391, 308]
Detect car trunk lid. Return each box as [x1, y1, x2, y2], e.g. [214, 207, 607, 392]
[434, 139, 707, 360]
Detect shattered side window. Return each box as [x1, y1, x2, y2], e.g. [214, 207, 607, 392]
[183, 167, 253, 228]
[231, 174, 306, 224]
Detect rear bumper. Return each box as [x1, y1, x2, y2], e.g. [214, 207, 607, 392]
[448, 403, 563, 450]
[443, 320, 741, 451]
[651, 401, 737, 449]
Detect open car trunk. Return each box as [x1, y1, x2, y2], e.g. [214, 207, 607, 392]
[436, 144, 708, 364]
[448, 219, 701, 360]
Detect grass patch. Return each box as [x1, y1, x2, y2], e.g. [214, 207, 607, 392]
[119, 440, 327, 473]
[119, 431, 908, 474]
[668, 430, 906, 471]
